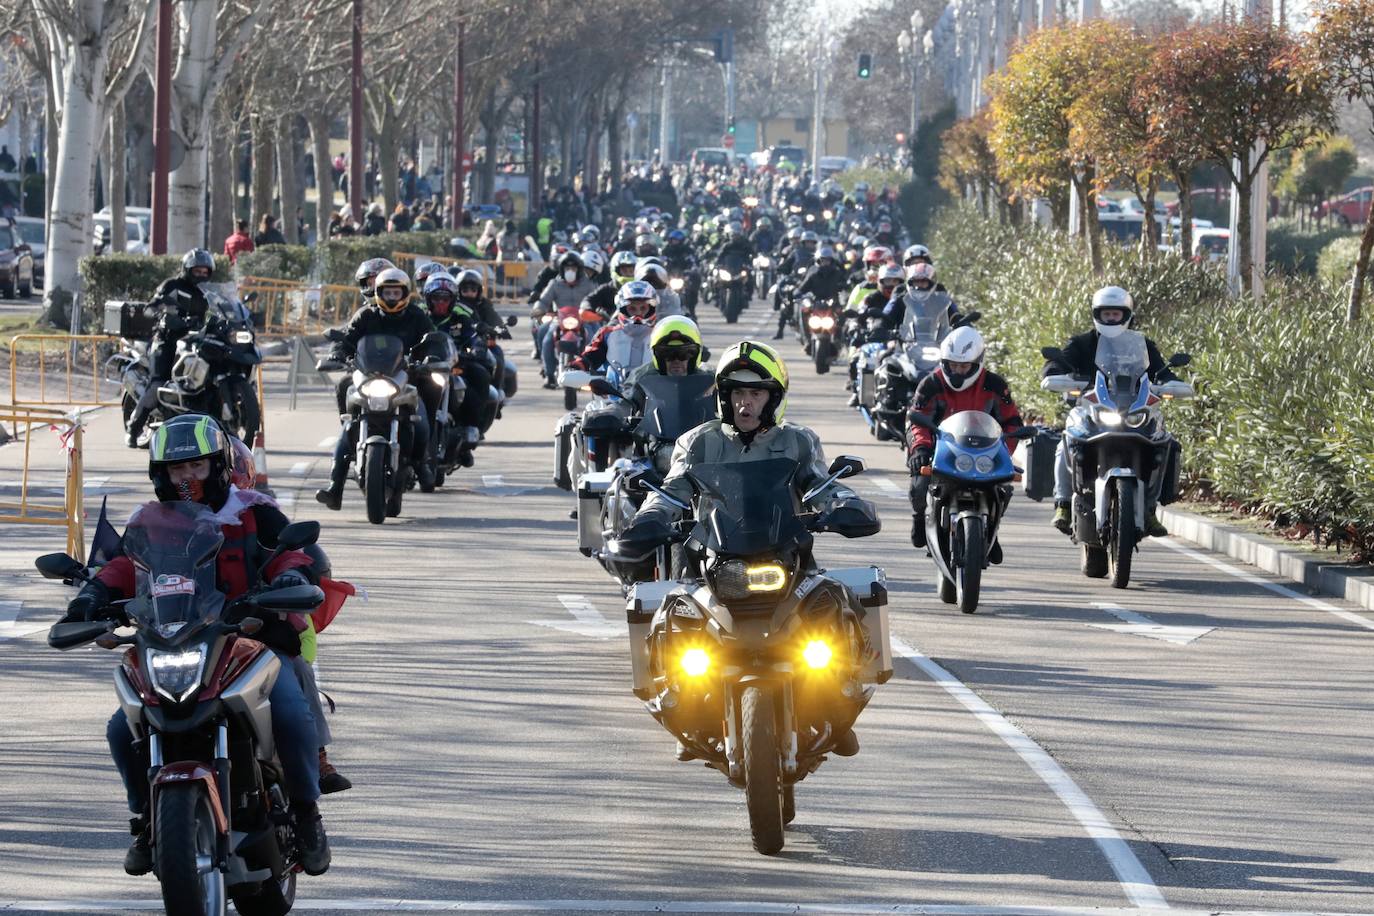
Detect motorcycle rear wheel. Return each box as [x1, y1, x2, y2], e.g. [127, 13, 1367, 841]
[155, 783, 227, 916]
[741, 685, 785, 855]
[230, 869, 296, 916]
[364, 442, 387, 525]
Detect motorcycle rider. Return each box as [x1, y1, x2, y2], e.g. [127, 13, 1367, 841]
[534, 250, 599, 388]
[776, 243, 847, 339]
[749, 216, 777, 254]
[634, 259, 683, 317]
[315, 268, 436, 509]
[60, 415, 332, 876]
[455, 268, 513, 396]
[881, 262, 963, 333]
[662, 230, 696, 269]
[124, 249, 216, 448]
[1044, 286, 1177, 538]
[901, 244, 950, 293]
[424, 272, 492, 468]
[906, 327, 1023, 556]
[618, 340, 875, 759]
[584, 252, 637, 320]
[334, 258, 398, 414]
[571, 280, 658, 374]
[845, 264, 905, 406]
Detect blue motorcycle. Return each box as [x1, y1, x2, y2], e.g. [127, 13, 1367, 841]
[919, 412, 1035, 613]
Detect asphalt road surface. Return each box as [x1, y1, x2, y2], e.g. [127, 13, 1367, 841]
[0, 296, 1369, 915]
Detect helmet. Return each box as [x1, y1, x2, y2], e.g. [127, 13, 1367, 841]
[666, 228, 686, 243]
[878, 264, 905, 291]
[1091, 286, 1134, 338]
[581, 248, 606, 276]
[413, 260, 446, 287]
[228, 436, 256, 490]
[907, 262, 936, 287]
[939, 326, 986, 392]
[611, 250, 638, 284]
[181, 248, 215, 282]
[149, 414, 233, 507]
[903, 244, 932, 265]
[715, 340, 789, 428]
[634, 234, 658, 256]
[373, 267, 413, 314]
[799, 230, 819, 246]
[422, 272, 460, 317]
[725, 221, 743, 238]
[650, 316, 704, 372]
[854, 181, 870, 195]
[756, 217, 772, 230]
[556, 250, 584, 275]
[580, 224, 601, 242]
[634, 260, 668, 289]
[862, 245, 886, 267]
[454, 268, 484, 300]
[785, 227, 802, 242]
[355, 257, 395, 295]
[615, 280, 658, 318]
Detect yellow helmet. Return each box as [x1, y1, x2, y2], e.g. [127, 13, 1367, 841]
[372, 267, 413, 314]
[714, 340, 788, 427]
[650, 316, 703, 372]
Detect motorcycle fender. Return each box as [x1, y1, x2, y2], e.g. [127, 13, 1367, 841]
[113, 667, 147, 741]
[152, 762, 229, 835]
[218, 650, 281, 762]
[1094, 470, 1143, 532]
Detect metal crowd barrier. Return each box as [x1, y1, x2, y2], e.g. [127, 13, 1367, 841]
[238, 277, 359, 338]
[389, 251, 534, 304]
[8, 334, 123, 408]
[0, 405, 86, 562]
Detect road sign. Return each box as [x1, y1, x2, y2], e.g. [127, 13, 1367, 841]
[722, 133, 735, 149]
[461, 152, 473, 174]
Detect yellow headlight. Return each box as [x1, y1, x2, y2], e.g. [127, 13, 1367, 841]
[680, 647, 711, 677]
[802, 640, 833, 670]
[745, 564, 787, 592]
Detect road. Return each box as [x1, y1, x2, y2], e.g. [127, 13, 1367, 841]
[0, 297, 1370, 915]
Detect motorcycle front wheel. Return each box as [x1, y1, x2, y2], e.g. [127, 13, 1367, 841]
[814, 338, 831, 374]
[1108, 478, 1136, 589]
[155, 783, 227, 916]
[956, 516, 983, 614]
[741, 685, 785, 855]
[234, 379, 261, 443]
[364, 442, 388, 524]
[230, 868, 295, 916]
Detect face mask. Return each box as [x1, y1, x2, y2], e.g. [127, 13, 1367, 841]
[176, 478, 206, 503]
[563, 269, 578, 283]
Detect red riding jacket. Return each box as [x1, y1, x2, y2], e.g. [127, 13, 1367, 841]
[906, 368, 1023, 458]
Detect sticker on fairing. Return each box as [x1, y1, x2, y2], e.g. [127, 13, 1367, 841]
[151, 574, 195, 598]
[794, 576, 821, 599]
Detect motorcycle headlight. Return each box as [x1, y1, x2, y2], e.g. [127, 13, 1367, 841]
[1125, 409, 1150, 428]
[359, 378, 398, 399]
[822, 209, 834, 220]
[921, 346, 941, 361]
[955, 454, 975, 473]
[974, 455, 995, 473]
[717, 268, 734, 282]
[680, 647, 711, 678]
[147, 646, 207, 702]
[560, 316, 581, 330]
[818, 316, 835, 330]
[669, 277, 685, 291]
[802, 639, 833, 670]
[430, 371, 449, 386]
[807, 315, 824, 330]
[232, 330, 254, 345]
[1097, 409, 1123, 426]
[713, 559, 788, 600]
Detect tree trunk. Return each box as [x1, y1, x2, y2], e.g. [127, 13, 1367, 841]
[378, 111, 401, 218]
[167, 0, 216, 250]
[45, 17, 110, 327]
[1140, 181, 1159, 261]
[1077, 171, 1104, 275]
[606, 111, 623, 194]
[251, 114, 276, 228]
[276, 115, 301, 243]
[110, 100, 128, 254]
[207, 111, 233, 253]
[1347, 201, 1374, 323]
[1049, 184, 1069, 230]
[307, 109, 334, 247]
[1175, 168, 1193, 262]
[1236, 173, 1253, 295]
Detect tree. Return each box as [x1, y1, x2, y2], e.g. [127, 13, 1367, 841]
[1148, 21, 1333, 294]
[938, 107, 1007, 219]
[1306, 0, 1374, 321]
[1276, 134, 1357, 227]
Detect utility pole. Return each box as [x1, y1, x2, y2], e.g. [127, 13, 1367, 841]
[811, 18, 827, 172]
[531, 74, 542, 217]
[659, 61, 672, 165]
[151, 0, 172, 255]
[350, 0, 364, 224]
[1067, 0, 1098, 238]
[451, 19, 465, 228]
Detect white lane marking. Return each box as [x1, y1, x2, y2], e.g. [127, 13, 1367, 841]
[1087, 602, 1214, 646]
[481, 474, 505, 487]
[475, 473, 539, 497]
[0, 600, 45, 639]
[891, 637, 1168, 910]
[1158, 537, 1374, 631]
[528, 593, 621, 639]
[82, 475, 110, 490]
[289, 462, 311, 476]
[12, 902, 1332, 914]
[317, 436, 338, 449]
[275, 493, 296, 510]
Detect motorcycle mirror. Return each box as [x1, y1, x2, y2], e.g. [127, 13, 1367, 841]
[250, 584, 325, 613]
[560, 369, 592, 390]
[276, 521, 320, 551]
[827, 455, 865, 479]
[1040, 345, 1065, 362]
[505, 315, 519, 327]
[1041, 375, 1082, 394]
[47, 620, 110, 651]
[315, 358, 344, 372]
[35, 553, 87, 582]
[324, 328, 346, 342]
[1168, 352, 1191, 368]
[1011, 425, 1041, 439]
[588, 378, 621, 398]
[242, 291, 259, 305]
[237, 616, 264, 636]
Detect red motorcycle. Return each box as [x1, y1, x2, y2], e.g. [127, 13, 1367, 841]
[42, 501, 329, 916]
[555, 304, 602, 410]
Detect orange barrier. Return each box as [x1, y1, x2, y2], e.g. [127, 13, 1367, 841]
[238, 277, 360, 338]
[8, 334, 123, 408]
[0, 406, 86, 561]
[389, 252, 534, 304]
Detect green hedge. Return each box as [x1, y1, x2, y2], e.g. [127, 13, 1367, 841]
[931, 205, 1374, 557]
[1316, 235, 1372, 291]
[79, 253, 232, 312]
[1266, 221, 1350, 276]
[234, 244, 315, 282]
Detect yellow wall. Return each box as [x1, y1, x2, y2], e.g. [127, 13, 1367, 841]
[756, 118, 850, 159]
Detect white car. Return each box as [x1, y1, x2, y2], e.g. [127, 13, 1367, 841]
[1192, 228, 1230, 263]
[93, 206, 152, 255]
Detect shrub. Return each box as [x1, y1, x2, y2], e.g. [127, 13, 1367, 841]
[79, 252, 232, 312]
[1316, 234, 1370, 292]
[931, 204, 1374, 557]
[1266, 221, 1349, 276]
[234, 244, 315, 282]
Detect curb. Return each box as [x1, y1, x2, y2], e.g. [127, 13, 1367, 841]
[1160, 505, 1374, 613]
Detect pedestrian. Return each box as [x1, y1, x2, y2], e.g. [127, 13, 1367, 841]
[0, 146, 15, 172]
[224, 219, 255, 264]
[254, 214, 287, 246]
[388, 203, 412, 233]
[362, 202, 387, 236]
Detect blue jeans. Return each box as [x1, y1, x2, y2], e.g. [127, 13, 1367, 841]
[107, 649, 321, 813]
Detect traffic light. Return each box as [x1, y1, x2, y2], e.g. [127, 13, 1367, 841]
[727, 117, 736, 135]
[857, 53, 872, 79]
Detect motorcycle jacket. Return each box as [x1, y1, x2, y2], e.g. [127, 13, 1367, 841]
[334, 302, 436, 359]
[456, 293, 503, 330]
[712, 237, 755, 265]
[150, 277, 210, 339]
[662, 242, 697, 268]
[1042, 329, 1176, 383]
[583, 281, 620, 320]
[527, 263, 560, 303]
[535, 275, 598, 315]
[795, 263, 849, 303]
[750, 228, 777, 253]
[573, 317, 656, 373]
[906, 368, 1023, 458]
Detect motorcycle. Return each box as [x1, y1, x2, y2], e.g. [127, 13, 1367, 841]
[850, 314, 893, 416]
[553, 305, 602, 410]
[666, 260, 700, 320]
[869, 338, 942, 445]
[317, 332, 448, 525]
[40, 503, 327, 916]
[752, 253, 775, 298]
[919, 414, 1038, 613]
[612, 456, 891, 855]
[802, 297, 839, 374]
[1041, 333, 1193, 588]
[416, 334, 466, 491]
[712, 252, 751, 324]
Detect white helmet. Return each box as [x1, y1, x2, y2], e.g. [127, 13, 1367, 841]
[903, 244, 932, 264]
[1091, 286, 1134, 339]
[939, 326, 985, 391]
[581, 248, 607, 275]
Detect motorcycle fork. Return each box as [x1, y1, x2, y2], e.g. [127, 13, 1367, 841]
[722, 674, 797, 786]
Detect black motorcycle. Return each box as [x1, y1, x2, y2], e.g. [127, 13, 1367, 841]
[712, 251, 751, 324]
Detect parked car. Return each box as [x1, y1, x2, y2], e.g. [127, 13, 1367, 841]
[1119, 197, 1169, 218]
[690, 147, 732, 170]
[14, 216, 44, 287]
[0, 216, 35, 299]
[817, 155, 856, 178]
[93, 206, 152, 255]
[1097, 210, 1167, 247]
[1096, 197, 1123, 214]
[767, 145, 806, 171]
[1192, 228, 1230, 264]
[1314, 186, 1372, 229]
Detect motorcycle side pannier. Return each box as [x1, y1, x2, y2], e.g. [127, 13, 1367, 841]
[104, 300, 158, 341]
[576, 470, 614, 552]
[1159, 437, 1183, 506]
[827, 566, 893, 684]
[553, 412, 577, 490]
[1021, 428, 1060, 502]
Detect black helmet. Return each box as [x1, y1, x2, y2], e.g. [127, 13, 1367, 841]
[181, 249, 215, 282]
[148, 414, 233, 508]
[355, 257, 396, 296]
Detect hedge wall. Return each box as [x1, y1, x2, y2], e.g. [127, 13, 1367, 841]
[234, 230, 468, 286]
[79, 253, 232, 313]
[930, 206, 1374, 558]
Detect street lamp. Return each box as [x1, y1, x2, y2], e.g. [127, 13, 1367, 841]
[898, 11, 926, 143]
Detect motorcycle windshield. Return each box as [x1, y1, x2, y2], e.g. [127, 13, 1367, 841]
[121, 501, 225, 632]
[899, 292, 950, 343]
[688, 458, 805, 556]
[205, 292, 253, 326]
[938, 410, 1004, 450]
[355, 334, 406, 376]
[719, 251, 749, 272]
[1094, 331, 1149, 409]
[636, 374, 717, 441]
